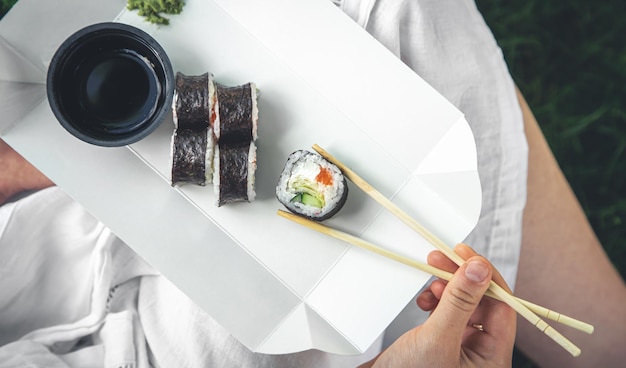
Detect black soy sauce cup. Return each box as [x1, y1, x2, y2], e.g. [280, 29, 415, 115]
[47, 22, 174, 147]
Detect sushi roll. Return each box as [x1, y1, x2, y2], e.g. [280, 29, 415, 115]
[170, 127, 214, 186]
[171, 72, 214, 186]
[172, 72, 210, 130]
[211, 80, 259, 206]
[170, 70, 259, 206]
[213, 141, 257, 206]
[276, 150, 348, 220]
[213, 82, 258, 144]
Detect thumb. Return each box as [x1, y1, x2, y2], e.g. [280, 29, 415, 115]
[426, 256, 492, 338]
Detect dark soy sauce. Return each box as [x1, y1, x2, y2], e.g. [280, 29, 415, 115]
[48, 22, 174, 146]
[77, 49, 159, 133]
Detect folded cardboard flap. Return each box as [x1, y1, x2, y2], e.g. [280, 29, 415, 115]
[0, 81, 45, 135]
[0, 36, 45, 84]
[0, 0, 127, 72]
[0, 35, 46, 135]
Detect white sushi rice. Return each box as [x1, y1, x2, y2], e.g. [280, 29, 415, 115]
[171, 88, 179, 129]
[250, 83, 259, 141]
[213, 144, 221, 204]
[203, 74, 215, 184]
[247, 141, 257, 201]
[276, 150, 346, 219]
[205, 127, 215, 184]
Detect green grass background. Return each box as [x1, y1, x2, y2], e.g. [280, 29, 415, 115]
[477, 0, 626, 283]
[1, 1, 624, 367]
[476, 1, 625, 366]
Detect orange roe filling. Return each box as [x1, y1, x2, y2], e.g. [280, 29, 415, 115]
[210, 95, 217, 123]
[316, 167, 333, 186]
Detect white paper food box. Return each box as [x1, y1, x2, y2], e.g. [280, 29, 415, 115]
[0, 0, 481, 354]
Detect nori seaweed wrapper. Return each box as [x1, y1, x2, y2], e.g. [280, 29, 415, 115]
[174, 72, 210, 130]
[217, 141, 251, 206]
[171, 128, 208, 186]
[216, 83, 253, 144]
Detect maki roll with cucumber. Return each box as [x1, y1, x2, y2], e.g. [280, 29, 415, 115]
[276, 150, 348, 220]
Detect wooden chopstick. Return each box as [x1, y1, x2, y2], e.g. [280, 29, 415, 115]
[311, 144, 593, 335]
[311, 144, 586, 357]
[277, 209, 592, 333]
[278, 209, 497, 293]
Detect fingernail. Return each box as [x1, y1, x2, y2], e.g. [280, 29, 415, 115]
[465, 260, 489, 282]
[421, 290, 436, 303]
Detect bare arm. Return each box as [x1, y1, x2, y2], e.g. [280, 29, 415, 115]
[514, 88, 626, 367]
[0, 139, 54, 205]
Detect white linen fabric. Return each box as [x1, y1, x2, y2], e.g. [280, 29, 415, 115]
[0, 0, 527, 366]
[0, 187, 158, 368]
[0, 188, 381, 368]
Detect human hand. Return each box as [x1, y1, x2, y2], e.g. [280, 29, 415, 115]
[360, 244, 516, 368]
[0, 139, 54, 205]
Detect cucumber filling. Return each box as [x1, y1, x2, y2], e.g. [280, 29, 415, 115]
[290, 192, 324, 208]
[288, 177, 325, 208]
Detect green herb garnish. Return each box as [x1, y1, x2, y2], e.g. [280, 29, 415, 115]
[127, 0, 184, 25]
